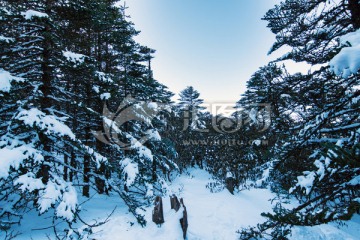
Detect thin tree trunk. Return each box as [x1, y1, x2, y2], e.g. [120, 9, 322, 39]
[95, 141, 105, 194]
[63, 153, 68, 181]
[38, 0, 54, 185]
[83, 153, 90, 197]
[70, 150, 76, 182]
[348, 0, 360, 29]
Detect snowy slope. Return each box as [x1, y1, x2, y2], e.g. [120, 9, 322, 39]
[7, 168, 360, 239]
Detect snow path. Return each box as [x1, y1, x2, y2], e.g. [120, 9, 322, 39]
[94, 168, 360, 240]
[8, 168, 360, 239]
[94, 168, 275, 240]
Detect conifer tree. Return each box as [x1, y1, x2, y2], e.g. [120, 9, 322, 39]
[240, 0, 360, 238]
[0, 1, 98, 234]
[172, 86, 207, 169]
[0, 0, 179, 234]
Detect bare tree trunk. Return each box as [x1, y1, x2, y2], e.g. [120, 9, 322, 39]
[152, 158, 157, 181]
[38, 0, 54, 186]
[179, 198, 188, 239]
[69, 150, 76, 182]
[83, 126, 91, 197]
[226, 176, 235, 194]
[170, 194, 180, 212]
[83, 40, 93, 197]
[349, 0, 360, 29]
[83, 125, 91, 197]
[152, 196, 164, 224]
[63, 153, 68, 181]
[95, 152, 106, 194]
[83, 153, 90, 197]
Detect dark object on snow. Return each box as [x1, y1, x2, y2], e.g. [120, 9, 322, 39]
[152, 196, 164, 224]
[225, 176, 236, 194]
[179, 198, 188, 239]
[170, 194, 180, 212]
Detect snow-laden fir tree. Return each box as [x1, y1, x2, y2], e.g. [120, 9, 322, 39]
[0, 1, 102, 237]
[0, 0, 179, 236]
[240, 0, 360, 238]
[170, 86, 207, 170]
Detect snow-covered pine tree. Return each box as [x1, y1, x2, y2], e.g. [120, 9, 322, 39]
[178, 86, 206, 130]
[1, 0, 180, 233]
[240, 0, 360, 238]
[0, 1, 104, 236]
[110, 76, 179, 225]
[56, 0, 179, 225]
[236, 63, 300, 190]
[172, 86, 207, 170]
[57, 0, 123, 197]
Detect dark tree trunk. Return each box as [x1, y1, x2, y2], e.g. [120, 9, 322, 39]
[83, 127, 91, 197]
[38, 0, 54, 186]
[69, 150, 76, 182]
[225, 176, 236, 194]
[83, 153, 90, 197]
[170, 194, 180, 212]
[95, 160, 106, 194]
[82, 44, 93, 197]
[70, 82, 78, 182]
[179, 198, 188, 239]
[152, 196, 165, 224]
[152, 158, 157, 181]
[348, 0, 360, 29]
[63, 153, 68, 181]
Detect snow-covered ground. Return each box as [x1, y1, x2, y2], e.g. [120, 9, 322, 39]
[8, 168, 360, 239]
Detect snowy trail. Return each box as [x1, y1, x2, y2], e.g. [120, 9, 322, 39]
[172, 169, 275, 240]
[93, 168, 360, 240]
[93, 168, 275, 240]
[13, 168, 360, 239]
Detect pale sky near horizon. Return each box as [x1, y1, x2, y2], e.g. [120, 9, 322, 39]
[126, 0, 305, 104]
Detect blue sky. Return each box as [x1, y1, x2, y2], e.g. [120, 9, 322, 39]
[126, 0, 286, 103]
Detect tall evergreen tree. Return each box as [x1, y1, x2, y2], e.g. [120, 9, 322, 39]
[0, 0, 179, 235]
[240, 0, 360, 238]
[0, 1, 97, 235]
[172, 86, 207, 170]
